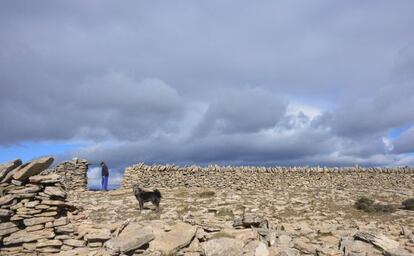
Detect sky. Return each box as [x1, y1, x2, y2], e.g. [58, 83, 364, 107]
[1, 1, 414, 183]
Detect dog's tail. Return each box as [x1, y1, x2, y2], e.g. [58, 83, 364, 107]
[154, 189, 162, 198]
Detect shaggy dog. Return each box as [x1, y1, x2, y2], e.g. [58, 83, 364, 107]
[133, 185, 162, 212]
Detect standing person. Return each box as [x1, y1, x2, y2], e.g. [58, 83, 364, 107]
[100, 161, 109, 191]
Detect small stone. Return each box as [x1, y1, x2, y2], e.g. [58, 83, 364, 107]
[0, 194, 15, 206]
[3, 229, 55, 245]
[84, 228, 111, 242]
[44, 186, 66, 198]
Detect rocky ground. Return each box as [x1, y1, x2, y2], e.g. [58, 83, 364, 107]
[68, 183, 414, 255]
[2, 157, 414, 255]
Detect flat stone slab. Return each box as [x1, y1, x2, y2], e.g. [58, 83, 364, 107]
[13, 156, 54, 181]
[149, 222, 196, 255]
[3, 229, 55, 245]
[105, 222, 155, 254]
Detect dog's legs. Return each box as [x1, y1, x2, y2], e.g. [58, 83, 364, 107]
[154, 199, 160, 212]
[138, 199, 144, 211]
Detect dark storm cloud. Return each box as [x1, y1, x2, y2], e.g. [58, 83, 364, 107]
[1, 1, 414, 169]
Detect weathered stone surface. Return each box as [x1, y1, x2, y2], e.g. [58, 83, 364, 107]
[0, 159, 22, 180]
[63, 239, 86, 247]
[0, 222, 19, 236]
[150, 222, 196, 255]
[0, 208, 13, 217]
[105, 223, 155, 254]
[2, 229, 55, 245]
[354, 231, 400, 252]
[84, 228, 111, 242]
[29, 174, 60, 183]
[55, 224, 76, 234]
[54, 217, 69, 227]
[36, 239, 63, 247]
[202, 238, 244, 256]
[44, 186, 66, 198]
[0, 194, 15, 205]
[13, 156, 54, 181]
[244, 240, 269, 256]
[9, 185, 42, 194]
[23, 216, 55, 226]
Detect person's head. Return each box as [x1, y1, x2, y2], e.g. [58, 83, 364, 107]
[100, 161, 105, 166]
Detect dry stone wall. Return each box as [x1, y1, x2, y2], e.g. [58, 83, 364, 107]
[121, 163, 414, 190]
[42, 159, 89, 192]
[0, 157, 85, 255]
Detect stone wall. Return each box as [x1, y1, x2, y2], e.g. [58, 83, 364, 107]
[42, 159, 89, 192]
[121, 163, 414, 190]
[0, 157, 84, 255]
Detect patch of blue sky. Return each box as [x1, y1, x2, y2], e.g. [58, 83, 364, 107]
[389, 124, 412, 139]
[0, 141, 87, 163]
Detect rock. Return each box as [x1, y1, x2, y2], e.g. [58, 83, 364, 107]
[0, 208, 13, 217]
[0, 159, 22, 180]
[2, 229, 55, 245]
[234, 212, 268, 228]
[150, 222, 197, 255]
[0, 222, 19, 236]
[293, 239, 317, 254]
[29, 174, 61, 183]
[244, 240, 270, 256]
[384, 248, 412, 256]
[23, 216, 55, 226]
[36, 239, 63, 247]
[52, 223, 75, 234]
[339, 236, 378, 256]
[84, 228, 111, 242]
[105, 223, 155, 254]
[13, 156, 54, 181]
[202, 238, 244, 256]
[44, 186, 66, 198]
[26, 224, 45, 232]
[54, 217, 69, 227]
[63, 239, 86, 247]
[9, 185, 42, 194]
[354, 231, 400, 252]
[41, 199, 66, 206]
[0, 194, 15, 205]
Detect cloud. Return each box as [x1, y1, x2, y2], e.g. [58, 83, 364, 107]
[0, 1, 414, 171]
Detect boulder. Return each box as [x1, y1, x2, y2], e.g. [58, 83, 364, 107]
[149, 222, 196, 255]
[13, 157, 54, 181]
[105, 222, 155, 254]
[202, 237, 244, 256]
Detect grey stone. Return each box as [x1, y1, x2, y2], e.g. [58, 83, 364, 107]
[149, 222, 197, 255]
[105, 223, 155, 254]
[202, 238, 244, 256]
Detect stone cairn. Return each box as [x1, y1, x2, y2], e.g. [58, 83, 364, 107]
[0, 157, 86, 255]
[121, 162, 414, 190]
[42, 159, 89, 192]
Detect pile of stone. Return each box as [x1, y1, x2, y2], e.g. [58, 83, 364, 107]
[121, 162, 414, 190]
[42, 158, 89, 192]
[0, 157, 85, 255]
